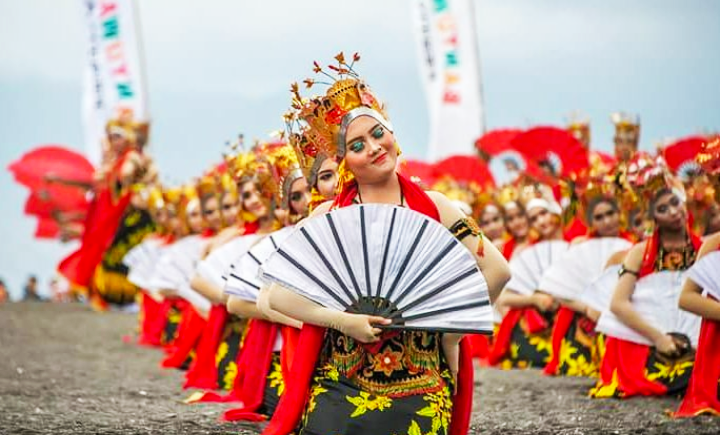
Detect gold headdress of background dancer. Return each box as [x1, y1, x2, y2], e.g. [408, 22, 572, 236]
[697, 137, 720, 203]
[257, 139, 304, 211]
[287, 52, 393, 194]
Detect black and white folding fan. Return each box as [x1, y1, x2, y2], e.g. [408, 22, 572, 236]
[596, 271, 701, 346]
[505, 240, 569, 296]
[579, 264, 620, 314]
[196, 234, 261, 289]
[686, 250, 720, 300]
[148, 235, 205, 294]
[538, 237, 632, 300]
[259, 204, 493, 334]
[123, 238, 163, 290]
[223, 226, 294, 302]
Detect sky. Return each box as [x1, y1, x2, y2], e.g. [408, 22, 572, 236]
[1, 0, 719, 300]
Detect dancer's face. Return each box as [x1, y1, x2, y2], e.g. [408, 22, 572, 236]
[479, 205, 505, 240]
[528, 206, 559, 239]
[590, 200, 620, 237]
[186, 202, 204, 234]
[316, 158, 339, 199]
[614, 135, 637, 162]
[241, 180, 267, 219]
[201, 196, 222, 231]
[289, 177, 311, 217]
[504, 203, 529, 239]
[220, 193, 240, 226]
[343, 115, 397, 185]
[653, 192, 687, 232]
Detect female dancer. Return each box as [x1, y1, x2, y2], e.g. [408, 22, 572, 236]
[489, 193, 566, 369]
[262, 55, 510, 435]
[217, 144, 312, 420]
[593, 156, 702, 398]
[674, 140, 720, 416]
[540, 187, 633, 377]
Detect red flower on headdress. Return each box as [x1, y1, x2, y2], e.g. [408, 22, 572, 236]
[303, 143, 319, 158]
[325, 106, 347, 125]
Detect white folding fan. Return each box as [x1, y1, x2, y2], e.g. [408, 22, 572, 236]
[579, 264, 620, 314]
[505, 240, 569, 296]
[223, 226, 295, 302]
[595, 271, 702, 347]
[147, 235, 206, 295]
[259, 204, 493, 334]
[195, 234, 261, 289]
[124, 238, 164, 290]
[538, 237, 631, 300]
[686, 250, 720, 300]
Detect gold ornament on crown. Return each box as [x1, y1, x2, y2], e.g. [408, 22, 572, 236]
[697, 137, 720, 203]
[611, 112, 641, 143]
[261, 140, 304, 210]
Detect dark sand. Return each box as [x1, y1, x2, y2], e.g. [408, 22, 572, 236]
[1, 302, 718, 434]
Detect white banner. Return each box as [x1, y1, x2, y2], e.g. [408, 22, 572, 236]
[81, 0, 149, 165]
[413, 0, 485, 161]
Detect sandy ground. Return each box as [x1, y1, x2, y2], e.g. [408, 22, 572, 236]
[1, 302, 719, 435]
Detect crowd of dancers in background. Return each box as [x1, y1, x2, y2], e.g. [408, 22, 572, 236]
[13, 54, 720, 434]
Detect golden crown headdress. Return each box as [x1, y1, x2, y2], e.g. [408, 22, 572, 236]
[105, 108, 150, 148]
[611, 112, 641, 142]
[494, 185, 521, 209]
[697, 137, 720, 203]
[196, 173, 221, 201]
[285, 113, 330, 188]
[566, 112, 590, 147]
[261, 141, 304, 209]
[621, 153, 685, 217]
[163, 186, 183, 209]
[287, 52, 391, 161]
[145, 184, 165, 212]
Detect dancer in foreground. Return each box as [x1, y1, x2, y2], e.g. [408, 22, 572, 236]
[261, 54, 510, 435]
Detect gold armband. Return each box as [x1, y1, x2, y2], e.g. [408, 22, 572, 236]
[449, 217, 485, 257]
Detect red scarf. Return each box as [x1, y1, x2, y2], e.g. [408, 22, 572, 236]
[502, 237, 517, 260]
[262, 173, 474, 435]
[58, 151, 133, 290]
[183, 304, 229, 390]
[137, 292, 165, 347]
[542, 306, 577, 376]
[673, 298, 720, 417]
[219, 322, 299, 421]
[184, 222, 260, 391]
[160, 302, 207, 369]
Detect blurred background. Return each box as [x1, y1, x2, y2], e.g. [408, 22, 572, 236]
[1, 0, 719, 299]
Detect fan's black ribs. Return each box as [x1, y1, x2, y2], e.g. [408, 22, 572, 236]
[229, 273, 260, 290]
[382, 220, 429, 305]
[360, 206, 373, 306]
[374, 207, 398, 315]
[388, 267, 480, 319]
[270, 235, 278, 250]
[299, 226, 357, 304]
[276, 249, 352, 310]
[248, 252, 262, 266]
[326, 214, 363, 302]
[398, 299, 490, 323]
[383, 239, 457, 316]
